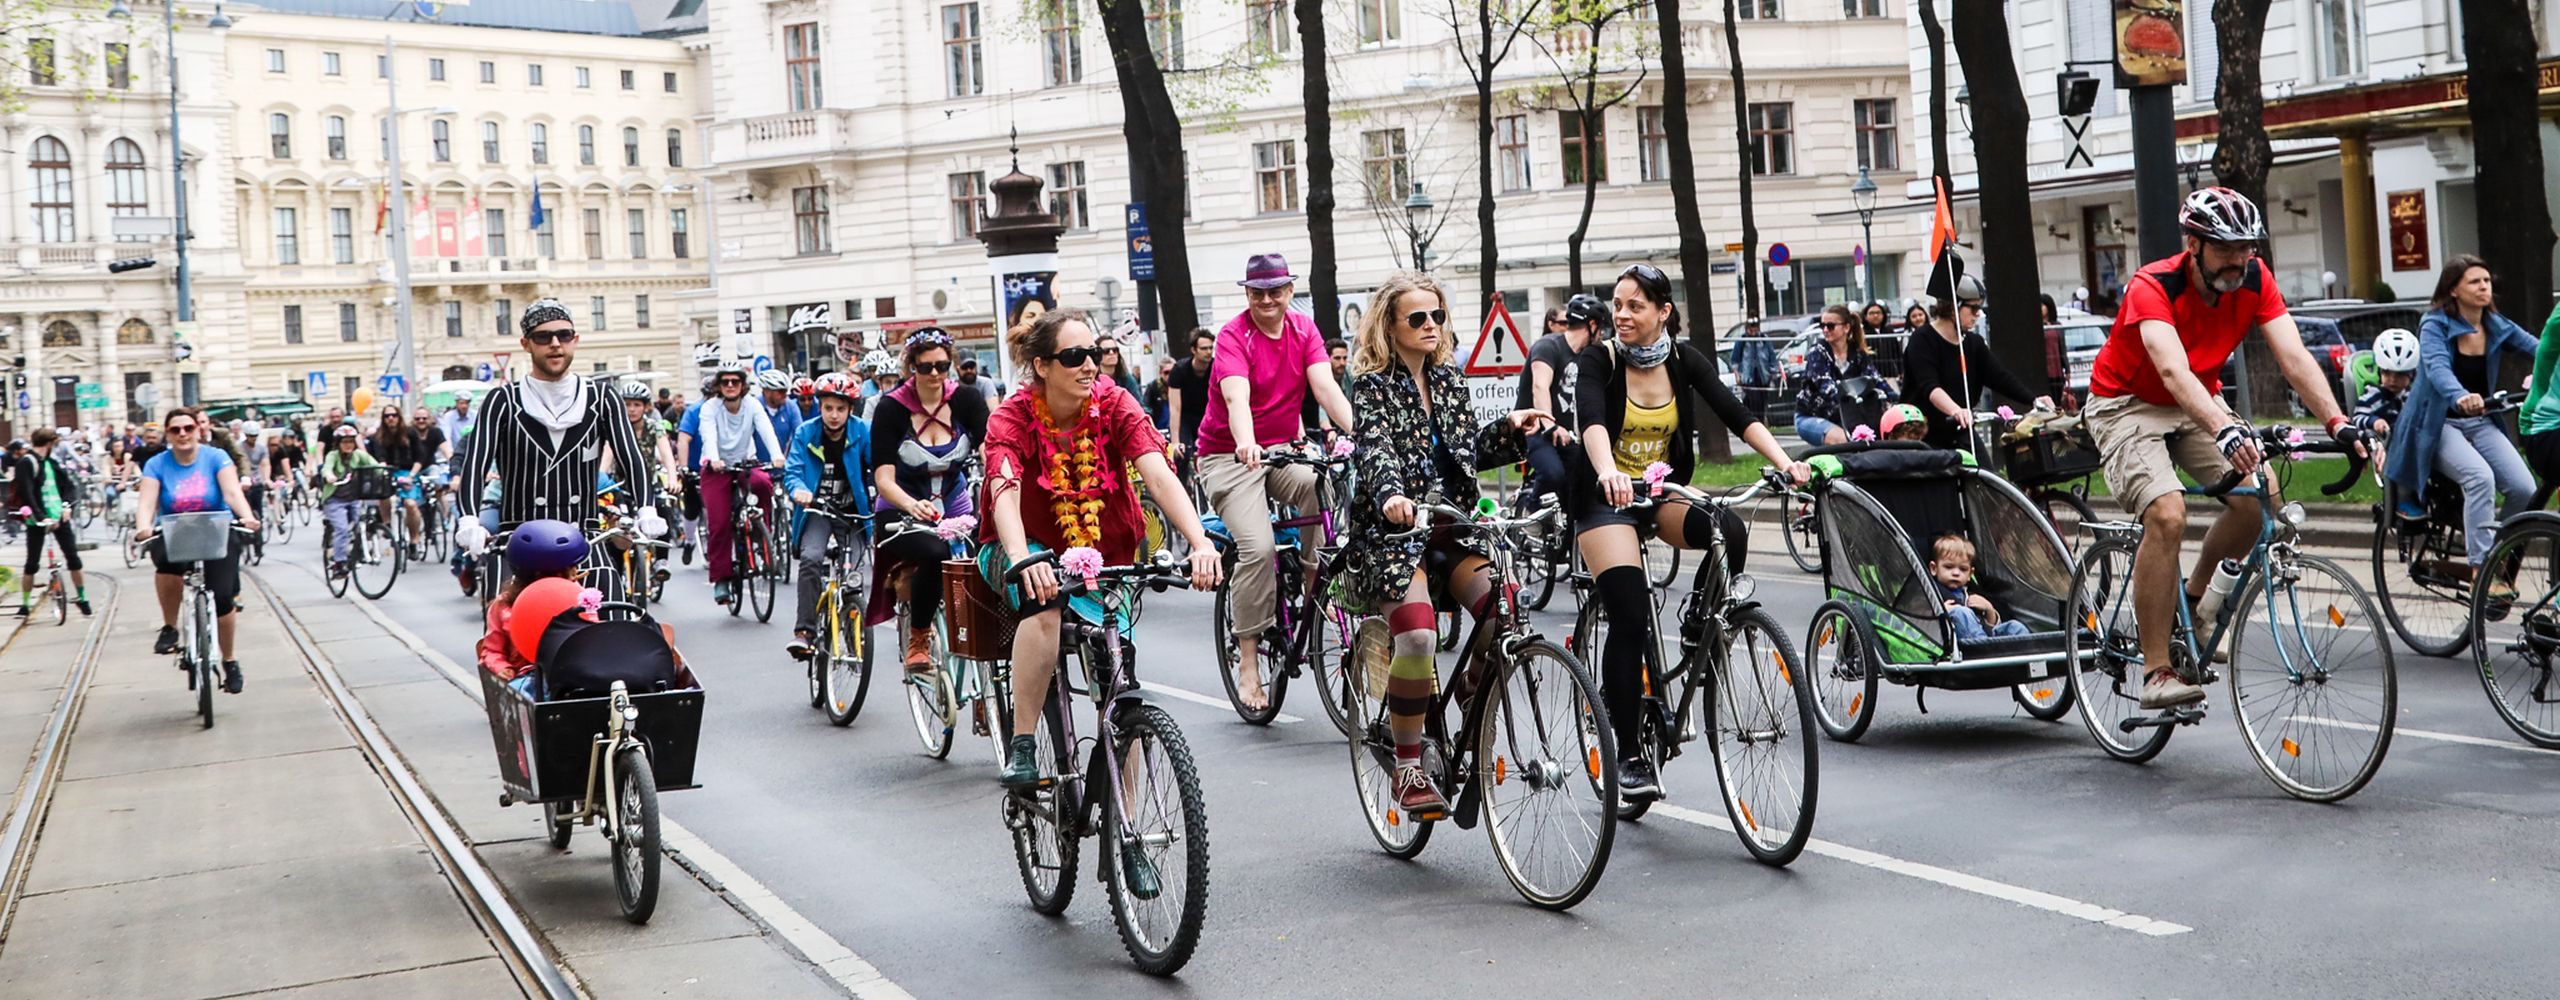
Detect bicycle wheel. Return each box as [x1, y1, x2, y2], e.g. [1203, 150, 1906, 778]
[2064, 538, 2175, 763]
[1345, 617, 1431, 859]
[123, 531, 141, 569]
[1709, 608, 1817, 866]
[272, 507, 295, 543]
[1308, 607, 1359, 740]
[193, 590, 216, 729]
[2226, 552, 2396, 802]
[326, 527, 352, 598]
[49, 573, 66, 626]
[542, 801, 574, 850]
[2372, 514, 2471, 658]
[823, 587, 873, 727]
[2031, 489, 2095, 556]
[906, 616, 959, 758]
[1783, 498, 1822, 574]
[2472, 527, 2560, 746]
[1518, 520, 1562, 612]
[612, 747, 661, 924]
[1101, 703, 1209, 976]
[1804, 601, 1880, 742]
[745, 522, 777, 623]
[244, 527, 265, 567]
[2011, 671, 2075, 721]
[1648, 543, 1683, 593]
[1211, 584, 1287, 725]
[353, 520, 402, 600]
[1478, 638, 1617, 910]
[1005, 690, 1079, 914]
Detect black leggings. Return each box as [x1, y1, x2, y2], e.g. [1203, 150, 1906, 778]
[23, 519, 80, 579]
[2526, 430, 2560, 512]
[149, 536, 242, 616]
[1594, 565, 1654, 756]
[878, 519, 952, 629]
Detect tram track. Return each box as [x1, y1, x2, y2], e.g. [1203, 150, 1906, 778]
[0, 577, 118, 945]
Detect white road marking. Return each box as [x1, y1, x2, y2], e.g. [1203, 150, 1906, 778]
[1648, 803, 2195, 937]
[2300, 715, 2560, 756]
[340, 594, 914, 998]
[1140, 680, 1305, 723]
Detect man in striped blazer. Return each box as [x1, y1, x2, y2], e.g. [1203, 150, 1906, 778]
[457, 299, 649, 534]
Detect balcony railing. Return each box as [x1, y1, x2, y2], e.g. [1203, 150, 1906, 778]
[711, 110, 850, 166]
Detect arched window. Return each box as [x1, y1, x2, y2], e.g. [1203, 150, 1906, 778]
[578, 125, 595, 166]
[117, 319, 154, 345]
[529, 122, 550, 164]
[622, 126, 640, 167]
[107, 139, 149, 240]
[431, 119, 451, 162]
[441, 364, 474, 381]
[29, 136, 74, 243]
[42, 321, 81, 347]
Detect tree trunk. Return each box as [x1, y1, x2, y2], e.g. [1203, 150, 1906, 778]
[1950, 0, 2046, 396]
[1917, 0, 1951, 195]
[1475, 0, 1501, 312]
[1099, 0, 1198, 335]
[1724, 0, 1759, 318]
[1298, 0, 1340, 339]
[1566, 94, 1601, 290]
[1657, 0, 1730, 460]
[2465, 0, 2555, 328]
[2209, 0, 2275, 212]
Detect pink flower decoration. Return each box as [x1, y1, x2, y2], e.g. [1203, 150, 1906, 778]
[1059, 546, 1105, 588]
[577, 588, 603, 614]
[2283, 427, 2308, 448]
[934, 515, 978, 541]
[1997, 405, 2018, 422]
[1850, 425, 1877, 443]
[1643, 462, 1672, 486]
[1331, 437, 1356, 458]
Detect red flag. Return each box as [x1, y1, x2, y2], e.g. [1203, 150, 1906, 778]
[1927, 175, 1956, 264]
[372, 183, 388, 234]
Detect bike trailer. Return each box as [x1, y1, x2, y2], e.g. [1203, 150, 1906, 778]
[482, 669, 704, 806]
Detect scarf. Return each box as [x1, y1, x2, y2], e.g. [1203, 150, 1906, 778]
[519, 375, 586, 453]
[1623, 336, 1673, 369]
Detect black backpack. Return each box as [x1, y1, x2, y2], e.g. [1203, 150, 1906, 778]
[535, 608, 680, 699]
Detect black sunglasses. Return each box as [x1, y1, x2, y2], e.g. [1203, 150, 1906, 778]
[1619, 263, 1668, 284]
[1404, 309, 1448, 329]
[1819, 319, 1848, 329]
[166, 423, 200, 434]
[525, 328, 580, 345]
[911, 361, 952, 374]
[1045, 346, 1103, 368]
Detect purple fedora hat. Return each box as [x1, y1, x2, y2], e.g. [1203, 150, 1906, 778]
[1238, 253, 1299, 289]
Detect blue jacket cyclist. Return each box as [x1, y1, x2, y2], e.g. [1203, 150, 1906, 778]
[784, 372, 875, 660]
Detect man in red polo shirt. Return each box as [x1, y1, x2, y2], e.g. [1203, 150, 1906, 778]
[2082, 187, 2368, 708]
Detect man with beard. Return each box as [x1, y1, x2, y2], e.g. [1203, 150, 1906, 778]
[457, 298, 649, 538]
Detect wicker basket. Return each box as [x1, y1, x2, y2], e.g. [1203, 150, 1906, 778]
[942, 558, 1017, 661]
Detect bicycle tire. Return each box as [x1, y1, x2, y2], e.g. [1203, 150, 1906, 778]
[2227, 552, 2396, 802]
[1708, 609, 1817, 866]
[327, 531, 353, 599]
[2032, 488, 2096, 557]
[272, 508, 295, 543]
[1211, 584, 1286, 725]
[745, 522, 777, 623]
[543, 801, 574, 850]
[1477, 638, 1617, 911]
[1803, 601, 1880, 742]
[1518, 517, 1562, 611]
[193, 590, 216, 729]
[2064, 538, 2176, 763]
[1008, 690, 1079, 915]
[1783, 498, 1822, 574]
[1345, 618, 1432, 859]
[1309, 606, 1359, 740]
[906, 615, 959, 758]
[122, 531, 141, 569]
[2011, 672, 2075, 721]
[823, 587, 872, 727]
[2372, 512, 2471, 658]
[49, 573, 66, 626]
[612, 748, 661, 924]
[1101, 703, 1210, 976]
[2471, 527, 2560, 747]
[353, 519, 402, 600]
[1648, 543, 1683, 593]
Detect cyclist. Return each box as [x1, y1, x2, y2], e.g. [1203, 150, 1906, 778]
[1163, 327, 1216, 479]
[370, 404, 429, 555]
[1576, 263, 1810, 800]
[1794, 303, 1891, 445]
[10, 429, 91, 617]
[1197, 252, 1357, 715]
[868, 327, 987, 672]
[2349, 328, 2419, 438]
[269, 424, 307, 510]
[792, 375, 820, 422]
[1517, 293, 1602, 509]
[132, 407, 260, 693]
[758, 369, 804, 449]
[455, 298, 650, 546]
[1902, 276, 2055, 449]
[436, 391, 477, 454]
[1340, 272, 1551, 817]
[2081, 186, 2366, 709]
[982, 308, 1221, 786]
[619, 379, 680, 499]
[315, 425, 384, 578]
[2385, 255, 2538, 579]
[683, 362, 783, 607]
[784, 372, 874, 661]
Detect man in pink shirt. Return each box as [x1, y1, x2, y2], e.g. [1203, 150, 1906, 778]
[1199, 253, 1356, 714]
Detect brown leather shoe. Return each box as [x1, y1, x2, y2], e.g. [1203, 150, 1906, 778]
[904, 627, 935, 672]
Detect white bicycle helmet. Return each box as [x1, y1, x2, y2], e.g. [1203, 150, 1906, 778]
[2180, 186, 2268, 243]
[755, 369, 793, 391]
[714, 358, 750, 376]
[861, 349, 898, 377]
[2372, 328, 2420, 373]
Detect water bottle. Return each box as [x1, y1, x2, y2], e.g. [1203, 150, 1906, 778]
[2193, 558, 2244, 626]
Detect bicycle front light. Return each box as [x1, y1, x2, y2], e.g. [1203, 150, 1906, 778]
[1729, 573, 1756, 604]
[2279, 501, 2309, 528]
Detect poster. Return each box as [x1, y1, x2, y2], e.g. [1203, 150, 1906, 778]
[1001, 271, 1058, 340]
[2387, 190, 2430, 272]
[433, 209, 460, 257]
[2112, 0, 2187, 88]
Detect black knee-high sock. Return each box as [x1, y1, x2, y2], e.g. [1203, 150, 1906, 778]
[1595, 565, 1654, 755]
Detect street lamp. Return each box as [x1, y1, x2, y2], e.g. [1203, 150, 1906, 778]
[109, 0, 232, 326]
[1954, 83, 1974, 137]
[1849, 166, 1878, 304]
[379, 69, 462, 408]
[1402, 181, 1435, 271]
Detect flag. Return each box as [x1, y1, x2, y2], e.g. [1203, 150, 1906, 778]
[1924, 176, 1969, 304]
[372, 182, 388, 234]
[529, 186, 547, 234]
[461, 196, 485, 257]
[410, 192, 434, 259]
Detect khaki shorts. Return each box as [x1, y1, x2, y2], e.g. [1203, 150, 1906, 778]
[2084, 393, 2234, 516]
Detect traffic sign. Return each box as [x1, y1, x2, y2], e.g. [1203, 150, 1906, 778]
[134, 381, 160, 408]
[1710, 262, 1738, 275]
[13, 391, 27, 411]
[1768, 264, 1794, 290]
[307, 371, 328, 396]
[1852, 244, 1867, 266]
[752, 354, 775, 373]
[1467, 376, 1515, 427]
[1723, 242, 1745, 254]
[1768, 242, 1791, 267]
[377, 374, 408, 397]
[1126, 205, 1155, 282]
[1462, 295, 1531, 378]
[475, 362, 494, 381]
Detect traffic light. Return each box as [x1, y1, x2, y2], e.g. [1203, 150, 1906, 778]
[2057, 69, 2100, 118]
[9, 374, 23, 393]
[106, 257, 158, 274]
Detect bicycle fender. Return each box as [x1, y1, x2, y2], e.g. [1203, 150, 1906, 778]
[2492, 511, 2560, 547]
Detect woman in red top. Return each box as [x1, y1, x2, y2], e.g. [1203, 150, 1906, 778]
[980, 308, 1221, 786]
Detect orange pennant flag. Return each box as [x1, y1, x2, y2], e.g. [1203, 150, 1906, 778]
[1927, 175, 1956, 264]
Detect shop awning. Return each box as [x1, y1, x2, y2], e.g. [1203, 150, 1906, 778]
[2176, 58, 2560, 141]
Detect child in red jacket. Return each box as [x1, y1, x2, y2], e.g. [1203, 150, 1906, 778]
[479, 520, 592, 694]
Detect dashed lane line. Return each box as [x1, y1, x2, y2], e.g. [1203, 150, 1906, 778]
[2300, 715, 2560, 756]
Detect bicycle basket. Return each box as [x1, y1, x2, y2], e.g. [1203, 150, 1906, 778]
[159, 511, 235, 563]
[942, 558, 1018, 661]
[2000, 424, 2101, 488]
[343, 465, 399, 501]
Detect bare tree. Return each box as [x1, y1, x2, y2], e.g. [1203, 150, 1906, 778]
[1653, 0, 1729, 459]
[2464, 0, 2554, 326]
[1096, 0, 1200, 336]
[1723, 0, 1759, 318]
[2209, 0, 2276, 210]
[1915, 0, 1952, 193]
[1530, 0, 1649, 289]
[1949, 0, 2046, 388]
[1435, 0, 1545, 310]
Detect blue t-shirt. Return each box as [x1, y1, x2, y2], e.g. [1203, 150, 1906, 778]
[144, 448, 235, 520]
[677, 400, 705, 466]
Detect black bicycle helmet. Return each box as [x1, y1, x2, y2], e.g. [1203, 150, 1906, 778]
[2179, 186, 2267, 243]
[1562, 293, 1606, 328]
[505, 518, 589, 576]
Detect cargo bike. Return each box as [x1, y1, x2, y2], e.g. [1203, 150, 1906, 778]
[484, 602, 705, 924]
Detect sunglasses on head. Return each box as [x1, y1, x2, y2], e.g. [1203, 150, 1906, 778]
[1044, 346, 1103, 368]
[1404, 309, 1448, 329]
[525, 328, 579, 345]
[1620, 263, 1668, 284]
[911, 360, 952, 374]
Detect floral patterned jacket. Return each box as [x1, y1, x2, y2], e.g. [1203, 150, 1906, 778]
[1792, 340, 1885, 425]
[1340, 362, 1527, 609]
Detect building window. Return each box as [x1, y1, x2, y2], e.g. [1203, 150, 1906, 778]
[671, 208, 690, 258]
[482, 121, 501, 163]
[666, 128, 684, 167]
[24, 39, 54, 86]
[1560, 111, 1606, 185]
[1146, 0, 1184, 70]
[1854, 98, 1899, 171]
[274, 207, 300, 264]
[1748, 101, 1794, 175]
[943, 4, 985, 98]
[431, 119, 451, 162]
[794, 186, 832, 254]
[265, 48, 285, 73]
[1041, 1, 1083, 86]
[664, 71, 678, 93]
[1358, 0, 1400, 43]
[338, 303, 359, 342]
[377, 54, 388, 78]
[28, 136, 73, 243]
[116, 319, 152, 345]
[106, 43, 131, 89]
[1048, 161, 1089, 229]
[493, 299, 512, 337]
[572, 66, 589, 88]
[582, 208, 603, 259]
[39, 321, 79, 347]
[324, 51, 342, 76]
[1253, 140, 1299, 214]
[331, 207, 355, 262]
[2313, 0, 2364, 80]
[635, 294, 653, 329]
[480, 60, 497, 84]
[1494, 115, 1530, 192]
[428, 57, 446, 81]
[1249, 0, 1290, 52]
[536, 202, 556, 258]
[1844, 0, 1882, 14]
[1637, 106, 1671, 182]
[622, 127, 640, 167]
[579, 125, 596, 166]
[107, 139, 149, 238]
[627, 208, 648, 258]
[620, 68, 635, 90]
[530, 123, 550, 164]
[1737, 0, 1779, 17]
[948, 172, 986, 240]
[485, 208, 508, 256]
[283, 305, 304, 345]
[590, 296, 607, 330]
[785, 23, 823, 111]
[1361, 129, 1409, 207]
[529, 63, 545, 86]
[445, 301, 464, 338]
[270, 112, 293, 157]
[326, 115, 348, 160]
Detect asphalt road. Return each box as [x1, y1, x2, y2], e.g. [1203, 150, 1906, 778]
[312, 520, 2559, 1000]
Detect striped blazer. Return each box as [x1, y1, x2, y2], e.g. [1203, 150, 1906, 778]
[458, 374, 648, 530]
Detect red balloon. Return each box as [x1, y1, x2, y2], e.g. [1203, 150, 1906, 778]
[509, 577, 588, 664]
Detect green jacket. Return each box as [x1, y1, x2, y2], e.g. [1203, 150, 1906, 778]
[2524, 308, 2560, 437]
[315, 449, 382, 502]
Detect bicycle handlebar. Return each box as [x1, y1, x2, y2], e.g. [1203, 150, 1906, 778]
[1000, 549, 1195, 594]
[2198, 426, 2365, 498]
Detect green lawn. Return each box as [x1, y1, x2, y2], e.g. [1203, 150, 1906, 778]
[1681, 453, 2386, 506]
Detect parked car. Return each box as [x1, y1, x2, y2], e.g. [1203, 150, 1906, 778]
[2043, 314, 2114, 396]
[2291, 299, 2427, 348]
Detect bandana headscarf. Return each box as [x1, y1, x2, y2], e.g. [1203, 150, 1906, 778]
[519, 298, 574, 337]
[1622, 337, 1673, 369]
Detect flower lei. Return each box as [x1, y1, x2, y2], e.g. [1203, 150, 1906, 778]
[1032, 390, 1111, 549]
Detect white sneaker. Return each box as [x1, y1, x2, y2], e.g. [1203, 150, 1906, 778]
[2139, 670, 2208, 709]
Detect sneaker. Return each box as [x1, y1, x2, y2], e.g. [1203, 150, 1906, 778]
[153, 626, 179, 655]
[75, 599, 90, 617]
[1619, 756, 1662, 801]
[1393, 764, 1448, 819]
[1119, 843, 1163, 900]
[998, 734, 1042, 788]
[786, 630, 815, 661]
[2139, 669, 2208, 709]
[10, 604, 25, 618]
[904, 628, 934, 671]
[457, 572, 477, 597]
[2394, 499, 2429, 521]
[712, 580, 734, 605]
[221, 661, 244, 694]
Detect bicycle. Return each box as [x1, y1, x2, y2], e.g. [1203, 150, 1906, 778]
[995, 551, 1208, 975]
[154, 514, 253, 729]
[1571, 471, 1817, 862]
[19, 517, 70, 626]
[325, 497, 406, 600]
[590, 482, 670, 610]
[2363, 391, 2521, 659]
[2466, 514, 2560, 747]
[714, 461, 779, 622]
[1506, 475, 1575, 610]
[1207, 445, 1359, 732]
[902, 523, 1013, 762]
[2063, 427, 2396, 802]
[1344, 497, 1618, 909]
[801, 503, 874, 727]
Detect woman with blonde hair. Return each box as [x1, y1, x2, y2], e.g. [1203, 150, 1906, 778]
[1338, 271, 1552, 817]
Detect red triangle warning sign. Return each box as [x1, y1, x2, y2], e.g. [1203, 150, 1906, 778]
[1463, 295, 1532, 377]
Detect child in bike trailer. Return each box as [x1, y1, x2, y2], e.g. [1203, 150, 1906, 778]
[479, 520, 594, 701]
[1928, 534, 2028, 640]
[1880, 403, 1929, 443]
